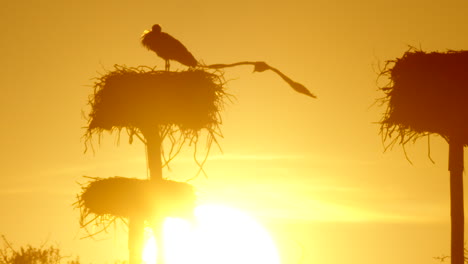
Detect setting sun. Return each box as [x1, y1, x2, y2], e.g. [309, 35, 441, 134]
[142, 204, 280, 264]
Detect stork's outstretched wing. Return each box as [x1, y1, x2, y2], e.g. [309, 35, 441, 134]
[206, 61, 316, 98]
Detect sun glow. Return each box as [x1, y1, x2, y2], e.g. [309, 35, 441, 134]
[142, 204, 281, 264]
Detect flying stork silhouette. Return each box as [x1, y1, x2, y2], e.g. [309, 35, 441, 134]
[141, 24, 198, 71]
[207, 61, 316, 98]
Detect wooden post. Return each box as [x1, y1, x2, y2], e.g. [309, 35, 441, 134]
[127, 125, 165, 264]
[128, 216, 145, 264]
[449, 137, 464, 264]
[142, 125, 165, 263]
[141, 126, 163, 181]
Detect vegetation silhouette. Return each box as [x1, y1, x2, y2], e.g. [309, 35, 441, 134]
[0, 236, 80, 264]
[141, 24, 198, 71]
[435, 248, 468, 263]
[378, 48, 468, 264]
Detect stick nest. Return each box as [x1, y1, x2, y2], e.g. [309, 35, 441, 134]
[87, 65, 226, 131]
[84, 65, 230, 171]
[378, 48, 468, 147]
[75, 177, 196, 237]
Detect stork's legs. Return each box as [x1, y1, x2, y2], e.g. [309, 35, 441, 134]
[165, 60, 170, 71]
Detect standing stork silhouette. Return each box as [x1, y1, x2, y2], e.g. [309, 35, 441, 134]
[141, 24, 198, 71]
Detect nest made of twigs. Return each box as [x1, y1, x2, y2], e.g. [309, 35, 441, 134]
[75, 176, 196, 236]
[84, 65, 231, 173]
[87, 65, 227, 131]
[379, 48, 468, 147]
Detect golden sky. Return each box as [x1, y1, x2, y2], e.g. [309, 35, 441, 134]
[1, 0, 468, 264]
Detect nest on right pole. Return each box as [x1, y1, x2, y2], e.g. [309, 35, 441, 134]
[379, 49, 468, 147]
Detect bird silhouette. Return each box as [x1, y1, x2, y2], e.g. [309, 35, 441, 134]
[141, 24, 198, 71]
[207, 61, 316, 98]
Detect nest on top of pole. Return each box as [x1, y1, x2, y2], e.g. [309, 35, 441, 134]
[378, 48, 468, 148]
[84, 65, 230, 170]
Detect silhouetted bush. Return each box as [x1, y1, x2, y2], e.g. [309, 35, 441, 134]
[0, 236, 79, 264]
[434, 248, 468, 263]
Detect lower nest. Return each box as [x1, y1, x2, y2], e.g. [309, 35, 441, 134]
[76, 177, 197, 227]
